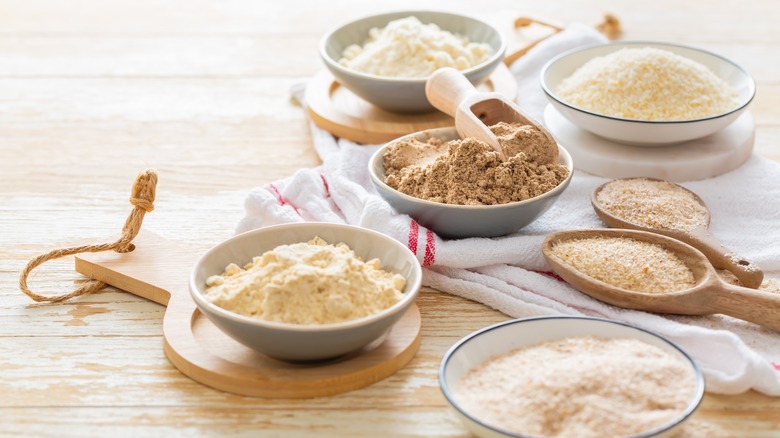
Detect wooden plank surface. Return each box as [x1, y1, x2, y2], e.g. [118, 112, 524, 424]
[1, 0, 779, 436]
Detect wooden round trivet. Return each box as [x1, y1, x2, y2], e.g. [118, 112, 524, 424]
[306, 64, 518, 144]
[544, 105, 755, 182]
[75, 230, 422, 398]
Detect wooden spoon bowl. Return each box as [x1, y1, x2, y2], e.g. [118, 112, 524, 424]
[542, 228, 780, 332]
[591, 178, 763, 289]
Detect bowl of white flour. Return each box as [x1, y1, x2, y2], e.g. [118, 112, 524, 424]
[320, 11, 505, 113]
[440, 316, 704, 437]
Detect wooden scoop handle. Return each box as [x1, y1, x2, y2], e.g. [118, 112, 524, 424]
[710, 281, 780, 332]
[425, 67, 479, 117]
[690, 227, 764, 289]
[425, 68, 506, 160]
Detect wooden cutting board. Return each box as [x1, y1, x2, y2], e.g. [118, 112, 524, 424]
[74, 230, 422, 398]
[306, 64, 518, 144]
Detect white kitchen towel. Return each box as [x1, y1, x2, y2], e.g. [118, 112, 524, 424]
[238, 24, 780, 395]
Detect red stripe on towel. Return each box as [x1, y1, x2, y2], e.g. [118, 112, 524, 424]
[423, 229, 436, 266]
[407, 220, 419, 255]
[320, 173, 331, 198]
[532, 270, 566, 283]
[772, 362, 780, 371]
[268, 184, 301, 216]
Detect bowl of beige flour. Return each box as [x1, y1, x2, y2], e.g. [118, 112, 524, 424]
[440, 316, 704, 438]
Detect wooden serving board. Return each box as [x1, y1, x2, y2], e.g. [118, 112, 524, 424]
[544, 105, 755, 181]
[74, 230, 422, 398]
[306, 64, 518, 144]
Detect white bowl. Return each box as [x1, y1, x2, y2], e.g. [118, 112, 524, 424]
[189, 222, 422, 361]
[440, 316, 705, 438]
[540, 41, 755, 146]
[320, 10, 506, 113]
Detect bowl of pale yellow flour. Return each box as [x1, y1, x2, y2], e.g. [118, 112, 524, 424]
[190, 222, 422, 361]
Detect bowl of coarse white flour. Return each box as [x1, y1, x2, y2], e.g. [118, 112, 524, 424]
[541, 41, 755, 145]
[320, 11, 505, 113]
[440, 316, 704, 438]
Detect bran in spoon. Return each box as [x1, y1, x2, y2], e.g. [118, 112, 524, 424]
[596, 178, 708, 232]
[551, 237, 696, 293]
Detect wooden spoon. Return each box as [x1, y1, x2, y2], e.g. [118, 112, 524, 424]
[425, 67, 558, 163]
[542, 228, 780, 332]
[592, 178, 764, 289]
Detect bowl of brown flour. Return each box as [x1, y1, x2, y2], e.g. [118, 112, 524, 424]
[368, 126, 573, 238]
[440, 316, 704, 438]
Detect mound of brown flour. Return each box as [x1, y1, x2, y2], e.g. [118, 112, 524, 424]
[382, 122, 567, 205]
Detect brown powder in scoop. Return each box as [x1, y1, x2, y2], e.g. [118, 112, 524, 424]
[382, 122, 567, 205]
[490, 121, 557, 165]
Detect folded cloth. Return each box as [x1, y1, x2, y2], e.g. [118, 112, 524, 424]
[239, 24, 780, 395]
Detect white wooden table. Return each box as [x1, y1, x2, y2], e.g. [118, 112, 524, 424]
[1, 1, 778, 436]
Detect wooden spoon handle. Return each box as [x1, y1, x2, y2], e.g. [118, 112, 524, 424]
[425, 68, 479, 117]
[689, 227, 764, 289]
[711, 282, 780, 332]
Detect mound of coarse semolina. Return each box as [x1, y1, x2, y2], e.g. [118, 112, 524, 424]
[556, 47, 739, 121]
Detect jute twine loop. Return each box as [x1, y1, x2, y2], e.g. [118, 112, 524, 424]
[19, 170, 158, 303]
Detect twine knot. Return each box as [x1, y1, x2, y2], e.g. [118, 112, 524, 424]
[129, 170, 157, 212]
[130, 197, 155, 212]
[19, 169, 159, 303]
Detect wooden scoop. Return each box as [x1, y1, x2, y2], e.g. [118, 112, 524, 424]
[425, 67, 558, 163]
[542, 228, 780, 332]
[592, 178, 764, 289]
